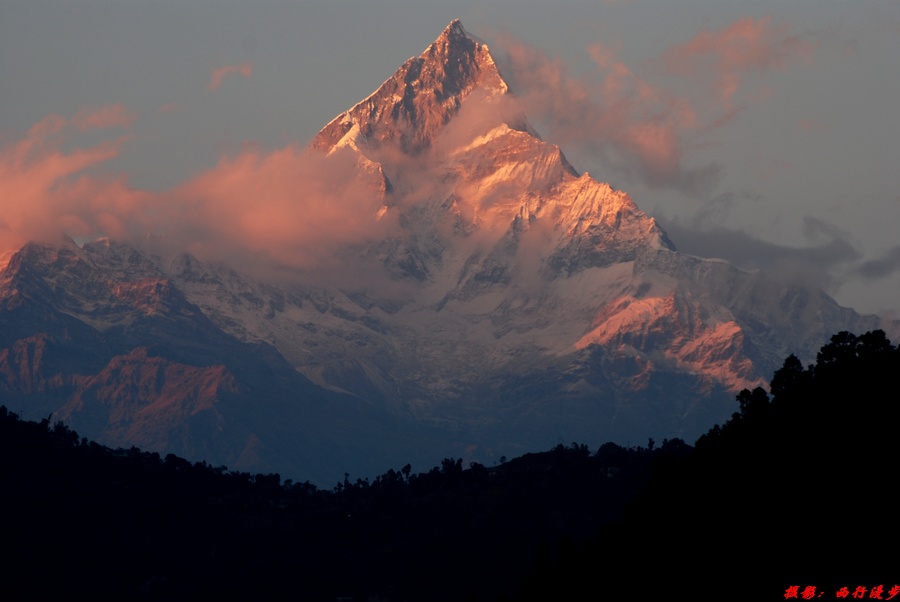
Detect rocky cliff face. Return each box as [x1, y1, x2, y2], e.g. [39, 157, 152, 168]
[0, 21, 888, 481]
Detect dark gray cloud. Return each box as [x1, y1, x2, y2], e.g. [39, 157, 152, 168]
[855, 245, 900, 280]
[657, 214, 861, 290]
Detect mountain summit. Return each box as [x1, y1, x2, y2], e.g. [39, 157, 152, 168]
[0, 21, 888, 483]
[313, 20, 510, 155]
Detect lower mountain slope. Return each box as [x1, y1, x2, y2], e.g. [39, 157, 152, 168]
[0, 231, 885, 482]
[0, 239, 453, 484]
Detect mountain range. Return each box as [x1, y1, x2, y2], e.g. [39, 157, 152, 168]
[0, 20, 888, 484]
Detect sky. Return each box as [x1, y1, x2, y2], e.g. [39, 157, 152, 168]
[1, 0, 899, 316]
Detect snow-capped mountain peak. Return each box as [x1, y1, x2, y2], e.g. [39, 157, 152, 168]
[0, 21, 890, 484]
[312, 20, 511, 156]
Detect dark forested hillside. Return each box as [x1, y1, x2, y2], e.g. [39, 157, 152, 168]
[0, 403, 681, 600]
[514, 330, 900, 601]
[4, 330, 896, 601]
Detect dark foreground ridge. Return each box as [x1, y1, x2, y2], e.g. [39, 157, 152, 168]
[513, 329, 900, 601]
[3, 330, 898, 600]
[0, 403, 676, 600]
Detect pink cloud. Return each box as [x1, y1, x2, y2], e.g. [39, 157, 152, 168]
[208, 62, 253, 91]
[499, 37, 711, 194]
[494, 17, 815, 195]
[158, 102, 181, 114]
[0, 20, 822, 277]
[161, 145, 397, 276]
[0, 107, 146, 255]
[71, 104, 136, 131]
[1, 102, 405, 280]
[663, 17, 814, 107]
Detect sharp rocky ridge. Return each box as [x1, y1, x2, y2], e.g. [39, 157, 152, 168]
[0, 21, 890, 483]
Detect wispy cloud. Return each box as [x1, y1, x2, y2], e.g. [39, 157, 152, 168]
[499, 37, 714, 196]
[662, 17, 814, 111]
[208, 62, 253, 91]
[162, 145, 397, 275]
[495, 17, 815, 196]
[71, 104, 136, 131]
[1, 106, 399, 281]
[855, 245, 900, 280]
[658, 213, 860, 295]
[0, 105, 144, 253]
[0, 20, 836, 292]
